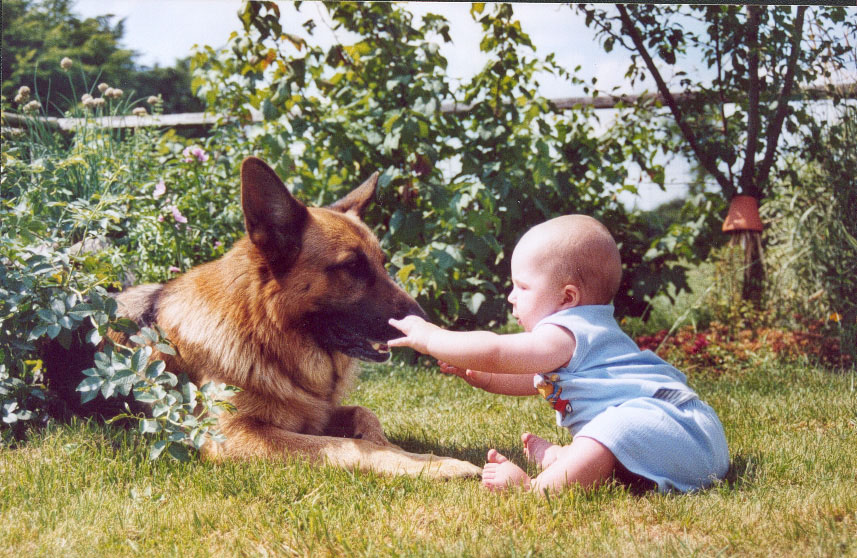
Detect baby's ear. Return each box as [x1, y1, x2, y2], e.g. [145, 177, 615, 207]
[562, 284, 582, 308]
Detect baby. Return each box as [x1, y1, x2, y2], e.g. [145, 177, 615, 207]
[388, 215, 729, 494]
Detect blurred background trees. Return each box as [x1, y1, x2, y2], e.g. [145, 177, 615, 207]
[1, 0, 203, 114]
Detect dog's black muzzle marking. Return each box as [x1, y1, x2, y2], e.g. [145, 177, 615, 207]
[304, 298, 427, 362]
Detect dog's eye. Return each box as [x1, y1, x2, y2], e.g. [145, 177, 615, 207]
[328, 254, 369, 278]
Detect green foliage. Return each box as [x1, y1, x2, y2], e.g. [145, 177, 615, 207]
[763, 102, 857, 365]
[1, 0, 134, 110]
[192, 1, 685, 326]
[1, 72, 243, 451]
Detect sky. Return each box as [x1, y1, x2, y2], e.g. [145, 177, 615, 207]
[72, 0, 692, 209]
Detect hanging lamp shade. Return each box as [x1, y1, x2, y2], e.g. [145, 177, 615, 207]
[722, 194, 763, 232]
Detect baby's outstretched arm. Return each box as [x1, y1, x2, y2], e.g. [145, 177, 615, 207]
[438, 361, 537, 396]
[388, 315, 574, 376]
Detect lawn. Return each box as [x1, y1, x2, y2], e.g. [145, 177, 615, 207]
[2, 357, 855, 557]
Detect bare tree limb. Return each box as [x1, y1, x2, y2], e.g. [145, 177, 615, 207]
[756, 6, 807, 193]
[615, 4, 737, 199]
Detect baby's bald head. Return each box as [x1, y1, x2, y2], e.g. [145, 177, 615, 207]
[516, 215, 622, 305]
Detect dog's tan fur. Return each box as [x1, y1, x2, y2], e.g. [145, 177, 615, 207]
[63, 157, 480, 478]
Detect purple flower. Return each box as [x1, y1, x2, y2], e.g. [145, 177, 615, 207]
[153, 180, 166, 199]
[170, 205, 188, 224]
[182, 145, 209, 163]
[168, 266, 181, 274]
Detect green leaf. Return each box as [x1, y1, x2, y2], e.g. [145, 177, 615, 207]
[167, 443, 190, 462]
[85, 327, 102, 346]
[140, 419, 161, 434]
[37, 308, 56, 323]
[156, 343, 176, 356]
[145, 361, 166, 380]
[149, 440, 168, 460]
[28, 324, 48, 341]
[46, 324, 61, 339]
[77, 376, 103, 403]
[133, 390, 159, 404]
[50, 298, 66, 315]
[464, 292, 486, 316]
[262, 98, 277, 121]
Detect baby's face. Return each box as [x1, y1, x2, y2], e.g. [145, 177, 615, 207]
[507, 241, 568, 332]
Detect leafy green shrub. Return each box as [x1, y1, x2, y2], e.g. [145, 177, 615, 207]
[192, 1, 697, 328]
[1, 70, 241, 451]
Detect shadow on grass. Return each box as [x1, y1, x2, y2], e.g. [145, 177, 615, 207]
[723, 452, 763, 490]
[390, 436, 765, 496]
[389, 435, 497, 467]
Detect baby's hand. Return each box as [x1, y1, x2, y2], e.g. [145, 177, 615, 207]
[438, 360, 465, 378]
[438, 360, 492, 391]
[388, 315, 441, 355]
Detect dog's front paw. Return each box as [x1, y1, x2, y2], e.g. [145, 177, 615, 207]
[425, 457, 483, 479]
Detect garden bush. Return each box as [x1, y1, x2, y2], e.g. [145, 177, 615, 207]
[1, 70, 242, 451]
[191, 1, 698, 327]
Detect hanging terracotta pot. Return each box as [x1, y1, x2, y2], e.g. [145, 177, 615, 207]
[722, 194, 763, 233]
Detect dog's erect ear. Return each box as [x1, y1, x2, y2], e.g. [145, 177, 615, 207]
[327, 171, 379, 219]
[241, 157, 308, 274]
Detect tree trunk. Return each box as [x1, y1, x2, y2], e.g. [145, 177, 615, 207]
[738, 231, 765, 305]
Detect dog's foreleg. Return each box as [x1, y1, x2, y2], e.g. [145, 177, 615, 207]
[323, 405, 393, 447]
[202, 415, 482, 479]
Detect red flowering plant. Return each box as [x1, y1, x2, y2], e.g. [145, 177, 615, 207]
[636, 314, 848, 373]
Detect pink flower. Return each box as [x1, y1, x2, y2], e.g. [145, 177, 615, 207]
[153, 180, 166, 199]
[182, 145, 209, 163]
[168, 266, 181, 273]
[170, 206, 188, 224]
[157, 214, 165, 222]
[214, 241, 223, 248]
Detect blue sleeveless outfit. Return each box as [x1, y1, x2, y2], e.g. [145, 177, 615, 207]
[534, 305, 729, 493]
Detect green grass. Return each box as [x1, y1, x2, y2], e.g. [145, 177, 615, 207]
[2, 359, 856, 557]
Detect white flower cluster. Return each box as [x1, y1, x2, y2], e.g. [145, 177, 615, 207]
[79, 83, 124, 110]
[14, 86, 41, 114]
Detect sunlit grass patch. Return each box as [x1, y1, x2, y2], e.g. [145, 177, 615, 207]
[2, 359, 855, 557]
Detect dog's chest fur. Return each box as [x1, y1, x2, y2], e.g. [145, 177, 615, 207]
[115, 269, 357, 434]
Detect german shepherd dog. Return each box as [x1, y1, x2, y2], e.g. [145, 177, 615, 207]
[46, 157, 480, 478]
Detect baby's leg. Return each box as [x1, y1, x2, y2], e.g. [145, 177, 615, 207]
[521, 432, 562, 469]
[481, 449, 531, 491]
[529, 436, 617, 495]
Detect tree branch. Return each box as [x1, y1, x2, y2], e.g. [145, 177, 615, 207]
[616, 4, 736, 199]
[756, 5, 807, 194]
[739, 6, 763, 198]
[714, 10, 735, 185]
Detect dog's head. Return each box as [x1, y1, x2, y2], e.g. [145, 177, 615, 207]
[241, 156, 426, 362]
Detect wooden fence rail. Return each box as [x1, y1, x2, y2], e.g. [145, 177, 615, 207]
[3, 84, 855, 135]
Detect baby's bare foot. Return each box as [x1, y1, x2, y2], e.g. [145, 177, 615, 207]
[521, 433, 561, 469]
[481, 449, 531, 491]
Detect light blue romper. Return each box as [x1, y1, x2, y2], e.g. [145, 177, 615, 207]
[534, 305, 730, 493]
